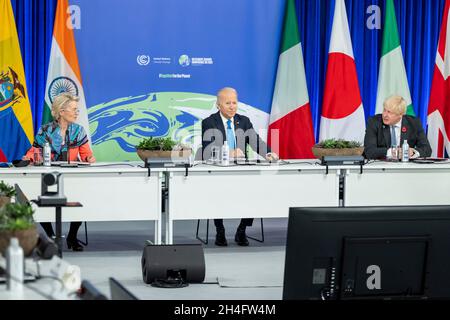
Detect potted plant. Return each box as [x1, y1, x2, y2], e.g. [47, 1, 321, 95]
[136, 137, 192, 161]
[312, 139, 364, 159]
[0, 180, 15, 208]
[0, 203, 38, 256]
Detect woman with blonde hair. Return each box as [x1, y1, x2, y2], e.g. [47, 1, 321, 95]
[24, 92, 95, 251]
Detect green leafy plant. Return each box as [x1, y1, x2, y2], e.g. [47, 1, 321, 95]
[0, 203, 35, 231]
[316, 139, 362, 149]
[136, 137, 177, 151]
[0, 181, 15, 198]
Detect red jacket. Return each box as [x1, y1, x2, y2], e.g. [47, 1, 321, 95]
[24, 143, 96, 163]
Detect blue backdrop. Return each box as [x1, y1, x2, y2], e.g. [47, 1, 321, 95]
[11, 0, 448, 141]
[296, 0, 446, 138]
[11, 0, 56, 131]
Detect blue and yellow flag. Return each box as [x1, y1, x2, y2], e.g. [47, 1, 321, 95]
[0, 0, 34, 162]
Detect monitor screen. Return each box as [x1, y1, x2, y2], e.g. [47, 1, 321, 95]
[109, 277, 138, 300]
[14, 184, 30, 206]
[79, 280, 108, 300]
[283, 206, 450, 300]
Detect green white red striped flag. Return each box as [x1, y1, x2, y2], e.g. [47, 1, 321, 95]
[375, 0, 414, 116]
[268, 0, 315, 159]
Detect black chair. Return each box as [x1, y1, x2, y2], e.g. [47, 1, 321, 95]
[79, 222, 89, 246]
[193, 146, 265, 244]
[196, 218, 265, 244]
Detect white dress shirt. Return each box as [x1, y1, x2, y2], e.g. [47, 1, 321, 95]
[386, 119, 420, 159]
[219, 113, 235, 145]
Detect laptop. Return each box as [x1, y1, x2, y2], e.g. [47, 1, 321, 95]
[235, 158, 276, 165]
[410, 157, 449, 164]
[109, 277, 139, 300]
[15, 184, 30, 206]
[51, 161, 91, 167]
[0, 267, 36, 283]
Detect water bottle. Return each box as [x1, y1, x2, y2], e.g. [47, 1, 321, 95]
[6, 237, 24, 292]
[221, 142, 230, 166]
[43, 142, 51, 166]
[402, 140, 410, 162]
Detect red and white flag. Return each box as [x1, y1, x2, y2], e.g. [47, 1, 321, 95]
[268, 0, 315, 159]
[427, 0, 450, 158]
[319, 0, 365, 143]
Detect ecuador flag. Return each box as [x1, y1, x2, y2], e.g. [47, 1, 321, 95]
[0, 0, 34, 162]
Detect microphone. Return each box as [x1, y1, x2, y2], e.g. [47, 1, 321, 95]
[66, 127, 70, 165]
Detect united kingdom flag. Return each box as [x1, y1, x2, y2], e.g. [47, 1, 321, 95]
[427, 0, 450, 158]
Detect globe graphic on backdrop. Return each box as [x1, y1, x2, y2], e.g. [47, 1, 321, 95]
[178, 55, 191, 67]
[87, 92, 270, 162]
[88, 92, 213, 161]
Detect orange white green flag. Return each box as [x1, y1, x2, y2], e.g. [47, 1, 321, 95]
[43, 0, 91, 144]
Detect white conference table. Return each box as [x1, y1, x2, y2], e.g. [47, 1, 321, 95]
[164, 161, 341, 244]
[344, 160, 450, 206]
[0, 163, 163, 244]
[4, 159, 449, 246]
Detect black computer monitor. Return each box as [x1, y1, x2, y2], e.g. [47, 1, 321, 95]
[109, 277, 139, 300]
[283, 206, 450, 300]
[79, 280, 108, 300]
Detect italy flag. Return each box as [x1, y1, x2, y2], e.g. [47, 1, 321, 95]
[268, 0, 315, 159]
[375, 0, 414, 116]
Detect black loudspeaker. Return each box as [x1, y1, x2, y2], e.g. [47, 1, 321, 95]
[141, 244, 205, 286]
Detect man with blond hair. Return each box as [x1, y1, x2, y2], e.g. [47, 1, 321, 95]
[364, 95, 431, 160]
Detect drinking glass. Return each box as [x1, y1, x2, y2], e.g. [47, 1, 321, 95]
[34, 148, 43, 166]
[390, 145, 400, 161]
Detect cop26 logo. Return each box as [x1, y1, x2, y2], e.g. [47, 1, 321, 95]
[137, 55, 151, 66]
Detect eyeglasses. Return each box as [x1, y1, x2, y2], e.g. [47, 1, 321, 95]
[64, 108, 80, 114]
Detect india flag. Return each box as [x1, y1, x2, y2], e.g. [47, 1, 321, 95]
[268, 0, 315, 159]
[43, 0, 90, 143]
[375, 0, 414, 116]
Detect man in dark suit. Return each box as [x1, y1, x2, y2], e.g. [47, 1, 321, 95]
[201, 87, 278, 246]
[364, 95, 432, 160]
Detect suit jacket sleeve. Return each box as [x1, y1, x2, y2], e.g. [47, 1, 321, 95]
[201, 118, 211, 161]
[412, 117, 432, 157]
[201, 117, 223, 161]
[364, 116, 388, 159]
[242, 118, 271, 157]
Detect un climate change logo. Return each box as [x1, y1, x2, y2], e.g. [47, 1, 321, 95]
[179, 54, 190, 67]
[137, 55, 150, 66]
[48, 76, 79, 103]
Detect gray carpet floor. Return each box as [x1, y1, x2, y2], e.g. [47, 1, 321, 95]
[59, 218, 288, 300]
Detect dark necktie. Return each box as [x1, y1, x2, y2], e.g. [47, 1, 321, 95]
[390, 126, 397, 146]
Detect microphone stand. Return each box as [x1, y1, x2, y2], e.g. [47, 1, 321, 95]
[65, 127, 70, 165]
